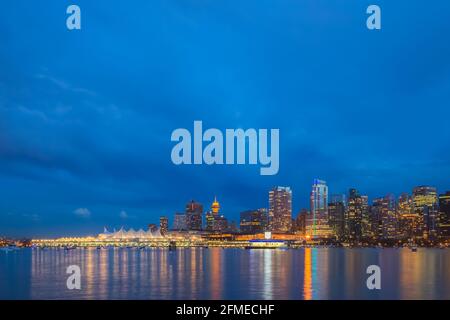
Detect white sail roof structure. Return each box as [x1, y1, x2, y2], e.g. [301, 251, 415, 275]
[98, 227, 164, 240]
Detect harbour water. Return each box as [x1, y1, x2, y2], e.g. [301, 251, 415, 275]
[1, 247, 449, 300]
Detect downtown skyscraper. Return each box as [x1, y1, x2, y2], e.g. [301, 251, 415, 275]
[346, 188, 369, 240]
[372, 194, 398, 239]
[307, 179, 333, 238]
[413, 186, 438, 239]
[439, 192, 450, 238]
[269, 187, 292, 233]
[328, 194, 346, 239]
[186, 200, 203, 231]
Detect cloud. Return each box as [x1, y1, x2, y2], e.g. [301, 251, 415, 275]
[35, 73, 96, 96]
[74, 208, 91, 218]
[119, 210, 128, 219]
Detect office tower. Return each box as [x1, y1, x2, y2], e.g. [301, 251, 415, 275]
[213, 215, 228, 232]
[346, 188, 367, 240]
[173, 213, 187, 231]
[413, 186, 438, 239]
[205, 211, 215, 231]
[306, 179, 333, 238]
[240, 209, 267, 234]
[269, 187, 292, 233]
[159, 216, 168, 236]
[228, 220, 238, 233]
[310, 179, 328, 222]
[397, 193, 416, 239]
[371, 198, 383, 239]
[328, 195, 346, 239]
[186, 200, 203, 231]
[148, 224, 158, 233]
[378, 194, 398, 239]
[293, 209, 308, 234]
[205, 197, 228, 232]
[360, 195, 371, 238]
[439, 192, 450, 238]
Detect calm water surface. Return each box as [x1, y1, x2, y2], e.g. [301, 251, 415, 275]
[1, 247, 449, 299]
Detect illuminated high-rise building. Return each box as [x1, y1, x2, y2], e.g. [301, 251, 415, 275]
[413, 186, 438, 239]
[211, 196, 220, 215]
[159, 216, 168, 236]
[310, 179, 328, 220]
[293, 209, 308, 234]
[269, 187, 292, 233]
[439, 192, 450, 238]
[377, 194, 398, 239]
[205, 197, 228, 232]
[173, 213, 187, 231]
[360, 195, 370, 238]
[371, 198, 384, 239]
[397, 193, 416, 239]
[186, 200, 203, 231]
[240, 209, 267, 234]
[328, 195, 346, 239]
[346, 188, 367, 240]
[306, 179, 333, 238]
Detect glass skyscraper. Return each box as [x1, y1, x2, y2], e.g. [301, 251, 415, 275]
[307, 179, 333, 238]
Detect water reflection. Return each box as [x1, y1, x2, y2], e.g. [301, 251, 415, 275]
[303, 248, 312, 300]
[1, 247, 449, 299]
[262, 250, 273, 300]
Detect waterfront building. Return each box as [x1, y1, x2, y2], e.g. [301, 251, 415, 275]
[397, 193, 417, 239]
[346, 188, 366, 240]
[371, 198, 383, 239]
[306, 179, 333, 238]
[205, 211, 215, 231]
[159, 216, 168, 236]
[98, 227, 162, 240]
[213, 215, 228, 232]
[328, 196, 346, 239]
[439, 192, 450, 238]
[293, 209, 308, 234]
[269, 187, 292, 233]
[173, 213, 187, 231]
[379, 194, 398, 239]
[186, 200, 203, 231]
[240, 209, 267, 234]
[370, 195, 401, 241]
[413, 186, 438, 239]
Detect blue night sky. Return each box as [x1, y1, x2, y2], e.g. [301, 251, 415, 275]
[1, 1, 450, 237]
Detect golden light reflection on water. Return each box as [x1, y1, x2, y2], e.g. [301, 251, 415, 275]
[399, 249, 442, 299]
[22, 247, 450, 299]
[210, 248, 222, 299]
[303, 248, 313, 300]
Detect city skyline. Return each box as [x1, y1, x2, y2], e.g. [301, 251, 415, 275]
[2, 179, 449, 240]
